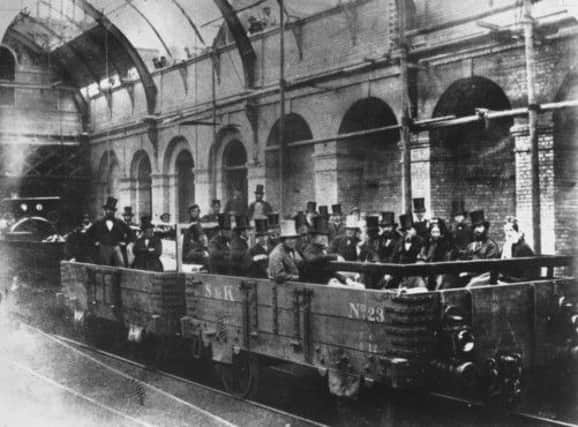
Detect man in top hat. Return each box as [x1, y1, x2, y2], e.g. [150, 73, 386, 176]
[329, 214, 360, 262]
[448, 199, 472, 260]
[268, 219, 302, 283]
[132, 216, 163, 272]
[208, 213, 232, 275]
[301, 215, 340, 284]
[328, 204, 344, 243]
[182, 220, 210, 268]
[294, 211, 310, 256]
[120, 206, 139, 266]
[230, 215, 253, 276]
[305, 201, 318, 228]
[462, 210, 498, 261]
[267, 212, 281, 248]
[248, 184, 273, 221]
[182, 204, 204, 261]
[88, 196, 131, 267]
[412, 198, 430, 242]
[224, 188, 247, 216]
[378, 211, 401, 263]
[419, 218, 452, 289]
[201, 199, 221, 223]
[353, 216, 383, 288]
[249, 217, 270, 278]
[393, 213, 425, 264]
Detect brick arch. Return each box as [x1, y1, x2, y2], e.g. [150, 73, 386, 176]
[552, 71, 578, 255]
[265, 113, 314, 214]
[129, 150, 152, 219]
[337, 97, 400, 213]
[430, 76, 514, 236]
[162, 136, 193, 175]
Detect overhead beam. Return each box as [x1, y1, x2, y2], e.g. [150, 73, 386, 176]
[75, 0, 157, 114]
[213, 0, 257, 88]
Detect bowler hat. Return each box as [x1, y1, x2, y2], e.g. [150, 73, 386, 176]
[254, 218, 269, 236]
[255, 184, 265, 194]
[331, 204, 342, 216]
[413, 198, 426, 213]
[318, 205, 329, 218]
[380, 211, 396, 227]
[294, 211, 308, 229]
[309, 215, 330, 235]
[469, 209, 489, 227]
[103, 196, 118, 211]
[234, 215, 250, 230]
[279, 219, 298, 238]
[451, 200, 467, 217]
[365, 216, 380, 231]
[123, 206, 134, 217]
[399, 213, 414, 231]
[217, 213, 231, 230]
[268, 212, 280, 229]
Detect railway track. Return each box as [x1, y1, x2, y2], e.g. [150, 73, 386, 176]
[1, 321, 327, 427]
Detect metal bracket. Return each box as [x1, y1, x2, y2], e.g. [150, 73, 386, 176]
[240, 281, 259, 349]
[290, 288, 314, 363]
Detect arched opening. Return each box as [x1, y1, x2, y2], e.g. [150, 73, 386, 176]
[337, 97, 400, 212]
[0, 46, 15, 106]
[222, 139, 248, 210]
[96, 151, 121, 214]
[553, 73, 578, 255]
[176, 150, 194, 222]
[131, 151, 152, 219]
[431, 77, 514, 232]
[266, 113, 314, 212]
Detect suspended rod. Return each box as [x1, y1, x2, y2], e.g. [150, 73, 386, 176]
[123, 0, 173, 58]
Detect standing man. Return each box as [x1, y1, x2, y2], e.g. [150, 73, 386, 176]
[132, 216, 163, 272]
[208, 213, 232, 275]
[378, 211, 401, 263]
[248, 184, 273, 221]
[305, 201, 318, 228]
[268, 219, 302, 283]
[121, 206, 139, 267]
[88, 197, 131, 267]
[230, 215, 252, 276]
[267, 212, 281, 248]
[224, 188, 247, 216]
[328, 204, 344, 243]
[201, 199, 221, 223]
[65, 213, 95, 263]
[249, 217, 270, 278]
[412, 198, 430, 242]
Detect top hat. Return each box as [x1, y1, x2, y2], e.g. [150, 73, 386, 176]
[365, 215, 380, 231]
[310, 215, 330, 235]
[331, 204, 342, 216]
[399, 213, 414, 231]
[160, 212, 171, 222]
[451, 200, 467, 217]
[279, 219, 298, 238]
[306, 201, 317, 212]
[412, 198, 426, 213]
[469, 209, 489, 227]
[294, 211, 308, 229]
[140, 215, 153, 230]
[122, 206, 134, 217]
[255, 184, 265, 194]
[211, 199, 221, 206]
[380, 211, 396, 227]
[217, 213, 231, 230]
[318, 205, 329, 218]
[234, 215, 250, 230]
[254, 218, 269, 236]
[103, 196, 118, 211]
[267, 212, 280, 229]
[345, 214, 360, 229]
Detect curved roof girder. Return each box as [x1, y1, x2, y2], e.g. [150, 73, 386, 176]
[122, 0, 173, 58]
[213, 0, 257, 88]
[75, 0, 157, 114]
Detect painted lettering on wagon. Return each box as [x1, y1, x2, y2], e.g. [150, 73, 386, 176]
[348, 302, 386, 323]
[203, 284, 236, 301]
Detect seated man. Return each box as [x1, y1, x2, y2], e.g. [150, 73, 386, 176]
[301, 216, 340, 284]
[249, 218, 271, 278]
[208, 214, 232, 275]
[500, 216, 536, 282]
[328, 214, 359, 261]
[230, 215, 253, 277]
[268, 219, 302, 283]
[132, 216, 163, 272]
[460, 209, 499, 287]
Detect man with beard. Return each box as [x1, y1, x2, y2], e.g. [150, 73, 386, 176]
[305, 201, 318, 228]
[208, 213, 232, 274]
[249, 217, 270, 278]
[378, 211, 400, 263]
[419, 218, 452, 289]
[268, 219, 302, 283]
[182, 204, 204, 262]
[302, 215, 340, 284]
[230, 215, 253, 276]
[412, 198, 430, 242]
[248, 185, 273, 221]
[448, 199, 472, 260]
[88, 197, 131, 266]
[329, 214, 359, 261]
[460, 209, 499, 287]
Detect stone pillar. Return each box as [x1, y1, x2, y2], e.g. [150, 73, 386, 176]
[409, 133, 432, 216]
[313, 141, 339, 209]
[512, 118, 555, 254]
[118, 177, 134, 212]
[247, 161, 267, 205]
[194, 167, 211, 212]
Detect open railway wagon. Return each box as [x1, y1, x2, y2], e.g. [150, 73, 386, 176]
[60, 256, 577, 404]
[0, 197, 66, 325]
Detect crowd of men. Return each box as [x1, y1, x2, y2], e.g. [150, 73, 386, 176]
[65, 185, 535, 290]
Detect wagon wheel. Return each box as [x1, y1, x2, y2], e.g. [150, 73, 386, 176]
[216, 352, 261, 398]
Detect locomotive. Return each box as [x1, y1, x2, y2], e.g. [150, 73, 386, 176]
[58, 254, 577, 404]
